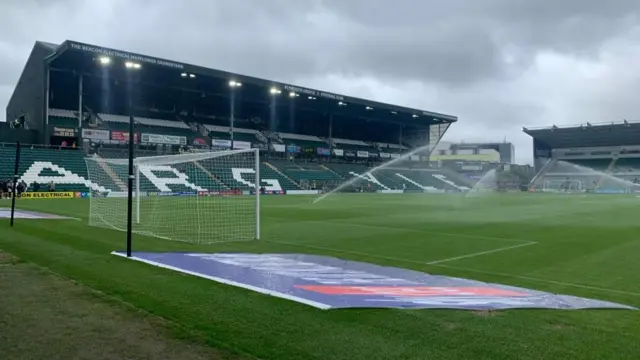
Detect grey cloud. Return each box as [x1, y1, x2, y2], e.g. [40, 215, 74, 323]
[317, 0, 640, 84]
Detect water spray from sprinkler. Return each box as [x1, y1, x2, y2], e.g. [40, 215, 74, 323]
[312, 143, 436, 204]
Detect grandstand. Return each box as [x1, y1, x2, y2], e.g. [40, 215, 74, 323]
[0, 144, 480, 195]
[1, 40, 468, 195]
[524, 121, 640, 193]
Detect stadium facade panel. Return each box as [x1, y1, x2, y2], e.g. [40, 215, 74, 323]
[432, 141, 515, 164]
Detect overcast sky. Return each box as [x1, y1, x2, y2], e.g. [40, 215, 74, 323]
[1, 0, 640, 164]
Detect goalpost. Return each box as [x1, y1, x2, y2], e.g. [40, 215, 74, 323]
[542, 177, 584, 193]
[84, 148, 260, 244]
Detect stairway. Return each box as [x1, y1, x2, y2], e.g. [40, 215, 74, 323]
[194, 161, 229, 189]
[255, 132, 268, 143]
[597, 158, 618, 188]
[320, 165, 342, 179]
[264, 162, 301, 188]
[395, 173, 426, 190]
[97, 158, 127, 191]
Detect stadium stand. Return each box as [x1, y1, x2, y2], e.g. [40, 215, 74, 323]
[278, 133, 328, 148]
[0, 141, 515, 197]
[0, 146, 91, 192]
[205, 124, 260, 144]
[4, 40, 472, 197]
[525, 121, 640, 193]
[268, 159, 341, 186]
[332, 138, 377, 153]
[49, 108, 79, 128]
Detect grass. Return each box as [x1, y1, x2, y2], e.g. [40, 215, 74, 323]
[1, 193, 640, 359]
[0, 251, 248, 360]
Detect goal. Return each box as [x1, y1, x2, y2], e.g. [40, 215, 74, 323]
[542, 177, 584, 193]
[84, 148, 260, 244]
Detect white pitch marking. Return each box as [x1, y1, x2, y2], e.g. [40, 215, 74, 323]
[265, 216, 532, 244]
[425, 242, 538, 265]
[267, 238, 430, 265]
[267, 238, 536, 267]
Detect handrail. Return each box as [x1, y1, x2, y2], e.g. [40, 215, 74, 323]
[0, 142, 81, 150]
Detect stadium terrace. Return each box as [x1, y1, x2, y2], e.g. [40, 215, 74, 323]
[5, 40, 456, 154]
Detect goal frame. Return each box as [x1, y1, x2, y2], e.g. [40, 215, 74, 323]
[132, 148, 261, 241]
[542, 177, 584, 193]
[87, 148, 261, 255]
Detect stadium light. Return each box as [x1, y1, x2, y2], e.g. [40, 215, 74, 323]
[412, 114, 419, 118]
[270, 87, 282, 95]
[308, 96, 317, 100]
[98, 56, 111, 66]
[125, 61, 141, 70]
[181, 73, 188, 77]
[366, 106, 373, 110]
[229, 80, 242, 87]
[338, 101, 347, 107]
[289, 92, 299, 98]
[189, 74, 196, 78]
[391, 111, 398, 115]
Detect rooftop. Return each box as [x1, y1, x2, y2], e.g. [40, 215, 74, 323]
[524, 120, 640, 148]
[45, 40, 457, 127]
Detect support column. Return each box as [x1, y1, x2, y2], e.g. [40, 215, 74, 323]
[44, 66, 50, 144]
[78, 74, 83, 128]
[328, 114, 333, 147]
[230, 90, 235, 149]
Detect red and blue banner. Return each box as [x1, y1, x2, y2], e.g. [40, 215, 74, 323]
[112, 252, 635, 311]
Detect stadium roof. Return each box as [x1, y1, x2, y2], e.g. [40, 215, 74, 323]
[523, 120, 640, 148]
[43, 40, 457, 126]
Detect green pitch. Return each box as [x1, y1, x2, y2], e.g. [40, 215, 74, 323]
[1, 193, 640, 360]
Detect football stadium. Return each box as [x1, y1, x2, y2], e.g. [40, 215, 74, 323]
[1, 41, 640, 360]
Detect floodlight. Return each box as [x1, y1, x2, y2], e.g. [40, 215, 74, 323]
[189, 74, 196, 78]
[338, 101, 347, 106]
[181, 73, 188, 77]
[308, 96, 317, 100]
[98, 56, 111, 65]
[125, 61, 141, 69]
[289, 92, 299, 98]
[366, 106, 373, 110]
[229, 80, 242, 87]
[270, 87, 281, 95]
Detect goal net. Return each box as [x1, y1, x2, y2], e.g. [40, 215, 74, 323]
[84, 149, 260, 244]
[542, 177, 584, 193]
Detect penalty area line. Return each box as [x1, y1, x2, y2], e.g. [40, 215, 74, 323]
[266, 239, 536, 268]
[265, 216, 533, 244]
[425, 242, 538, 265]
